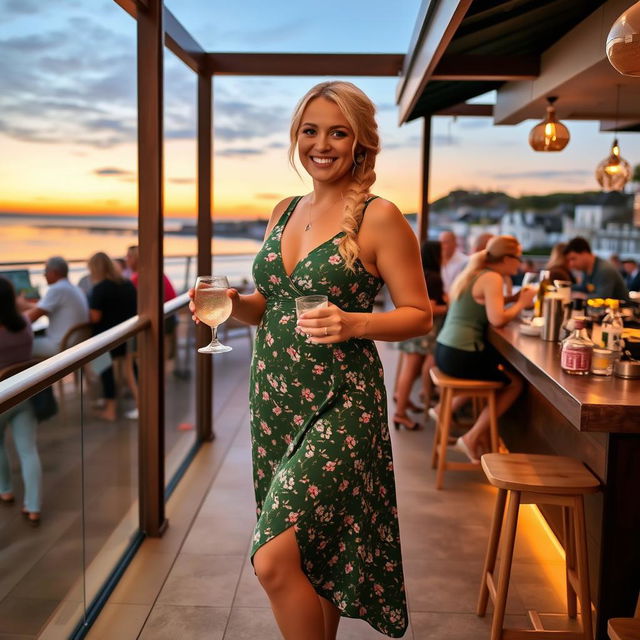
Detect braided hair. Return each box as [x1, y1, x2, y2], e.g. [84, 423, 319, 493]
[289, 81, 380, 272]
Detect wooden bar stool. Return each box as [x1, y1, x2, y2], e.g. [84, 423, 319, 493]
[608, 594, 640, 640]
[429, 367, 503, 490]
[477, 453, 600, 640]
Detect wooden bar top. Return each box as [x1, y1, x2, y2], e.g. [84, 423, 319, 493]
[488, 324, 640, 433]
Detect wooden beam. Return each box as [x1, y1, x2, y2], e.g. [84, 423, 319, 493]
[196, 73, 214, 442]
[397, 0, 473, 124]
[164, 7, 207, 74]
[435, 103, 493, 117]
[113, 0, 137, 19]
[207, 53, 404, 76]
[419, 116, 431, 244]
[137, 0, 167, 537]
[432, 55, 539, 81]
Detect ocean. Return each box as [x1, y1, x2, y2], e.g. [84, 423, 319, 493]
[0, 214, 262, 294]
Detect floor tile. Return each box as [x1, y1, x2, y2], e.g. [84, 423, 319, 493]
[410, 612, 529, 640]
[156, 554, 244, 608]
[108, 551, 176, 605]
[139, 604, 229, 640]
[232, 559, 270, 609]
[182, 514, 254, 557]
[223, 607, 282, 640]
[84, 603, 149, 640]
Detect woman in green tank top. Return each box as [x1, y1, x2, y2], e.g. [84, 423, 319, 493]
[434, 236, 536, 462]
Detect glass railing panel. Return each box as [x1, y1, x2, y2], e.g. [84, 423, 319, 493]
[0, 380, 83, 640]
[79, 350, 140, 610]
[164, 307, 198, 487]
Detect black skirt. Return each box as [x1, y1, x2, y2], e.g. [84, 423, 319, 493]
[435, 342, 511, 385]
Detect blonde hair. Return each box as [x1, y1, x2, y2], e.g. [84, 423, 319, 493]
[289, 81, 380, 271]
[449, 235, 521, 301]
[546, 242, 567, 269]
[88, 252, 123, 284]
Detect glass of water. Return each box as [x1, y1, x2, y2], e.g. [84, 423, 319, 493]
[194, 275, 233, 354]
[295, 295, 328, 319]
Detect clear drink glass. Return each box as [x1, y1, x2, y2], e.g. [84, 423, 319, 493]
[194, 275, 233, 354]
[295, 295, 328, 319]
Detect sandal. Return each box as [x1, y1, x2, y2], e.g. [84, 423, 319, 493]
[392, 415, 421, 431]
[21, 508, 41, 527]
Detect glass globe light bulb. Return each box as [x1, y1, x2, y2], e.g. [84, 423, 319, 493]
[607, 1, 640, 76]
[595, 138, 631, 191]
[529, 98, 570, 152]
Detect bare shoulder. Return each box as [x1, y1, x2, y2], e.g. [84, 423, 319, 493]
[361, 197, 408, 233]
[475, 269, 503, 288]
[264, 196, 298, 238]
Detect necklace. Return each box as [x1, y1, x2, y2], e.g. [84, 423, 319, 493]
[304, 194, 344, 232]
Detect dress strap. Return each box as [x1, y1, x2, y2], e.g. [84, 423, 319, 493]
[279, 196, 303, 228]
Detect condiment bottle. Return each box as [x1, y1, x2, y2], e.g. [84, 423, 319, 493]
[601, 299, 623, 357]
[561, 318, 593, 376]
[534, 270, 551, 318]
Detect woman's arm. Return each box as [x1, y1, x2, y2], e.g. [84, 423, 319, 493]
[189, 197, 295, 327]
[480, 272, 536, 328]
[298, 200, 432, 343]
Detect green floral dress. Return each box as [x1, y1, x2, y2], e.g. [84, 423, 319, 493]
[249, 196, 408, 638]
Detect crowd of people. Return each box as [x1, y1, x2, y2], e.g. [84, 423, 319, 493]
[391, 231, 633, 462]
[0, 246, 177, 525]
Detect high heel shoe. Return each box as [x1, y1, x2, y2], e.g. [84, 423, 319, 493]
[21, 508, 41, 527]
[393, 415, 421, 431]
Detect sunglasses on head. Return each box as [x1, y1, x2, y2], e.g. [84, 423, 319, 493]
[504, 254, 523, 262]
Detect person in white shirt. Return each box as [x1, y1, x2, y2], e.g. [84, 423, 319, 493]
[24, 257, 89, 358]
[439, 230, 468, 294]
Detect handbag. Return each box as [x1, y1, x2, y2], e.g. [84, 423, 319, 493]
[30, 387, 58, 422]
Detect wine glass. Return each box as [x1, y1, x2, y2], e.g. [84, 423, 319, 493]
[194, 276, 233, 354]
[519, 272, 540, 322]
[521, 271, 540, 292]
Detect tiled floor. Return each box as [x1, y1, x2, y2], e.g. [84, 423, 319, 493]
[85, 341, 580, 640]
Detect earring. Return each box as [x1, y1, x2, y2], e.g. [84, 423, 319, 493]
[355, 152, 365, 165]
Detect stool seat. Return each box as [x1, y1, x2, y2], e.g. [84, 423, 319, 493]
[608, 618, 640, 640]
[481, 453, 601, 495]
[430, 367, 503, 390]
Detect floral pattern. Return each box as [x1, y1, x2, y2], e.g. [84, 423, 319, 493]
[249, 196, 408, 637]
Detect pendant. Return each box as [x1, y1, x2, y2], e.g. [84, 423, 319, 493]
[304, 223, 312, 231]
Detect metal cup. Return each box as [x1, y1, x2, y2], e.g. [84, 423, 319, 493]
[542, 295, 565, 342]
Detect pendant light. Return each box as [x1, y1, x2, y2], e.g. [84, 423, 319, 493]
[528, 97, 570, 151]
[595, 85, 631, 192]
[606, 1, 640, 76]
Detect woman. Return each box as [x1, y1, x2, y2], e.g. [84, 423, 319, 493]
[0, 277, 42, 525]
[393, 240, 447, 429]
[434, 236, 536, 462]
[190, 81, 431, 639]
[546, 241, 575, 284]
[88, 252, 137, 421]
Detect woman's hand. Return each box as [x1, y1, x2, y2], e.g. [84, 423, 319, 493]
[189, 287, 239, 324]
[519, 286, 537, 308]
[296, 302, 364, 344]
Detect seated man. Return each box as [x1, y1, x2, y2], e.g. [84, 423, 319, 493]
[23, 257, 89, 358]
[563, 237, 629, 301]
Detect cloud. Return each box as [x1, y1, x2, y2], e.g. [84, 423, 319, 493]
[214, 99, 289, 142]
[216, 147, 264, 158]
[255, 192, 283, 200]
[168, 177, 195, 184]
[2, 0, 41, 14]
[432, 134, 459, 146]
[94, 167, 133, 177]
[490, 170, 592, 181]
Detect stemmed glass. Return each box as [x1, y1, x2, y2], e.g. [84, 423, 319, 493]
[194, 276, 233, 354]
[520, 272, 540, 321]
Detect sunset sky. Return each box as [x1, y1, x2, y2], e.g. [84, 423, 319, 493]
[2, 0, 640, 220]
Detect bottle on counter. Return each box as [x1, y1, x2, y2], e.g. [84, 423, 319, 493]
[601, 299, 624, 357]
[534, 269, 551, 318]
[561, 318, 593, 376]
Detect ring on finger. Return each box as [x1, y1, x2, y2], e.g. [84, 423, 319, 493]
[324, 326, 328, 336]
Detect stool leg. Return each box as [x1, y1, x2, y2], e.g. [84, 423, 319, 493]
[435, 387, 452, 490]
[572, 496, 594, 640]
[488, 391, 499, 454]
[477, 488, 507, 617]
[563, 505, 577, 618]
[491, 490, 520, 640]
[430, 391, 441, 469]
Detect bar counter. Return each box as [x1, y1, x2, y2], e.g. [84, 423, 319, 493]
[488, 324, 640, 640]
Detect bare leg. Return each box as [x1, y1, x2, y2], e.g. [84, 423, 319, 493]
[319, 596, 341, 640]
[253, 527, 325, 640]
[421, 354, 434, 408]
[394, 353, 424, 418]
[461, 370, 523, 459]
